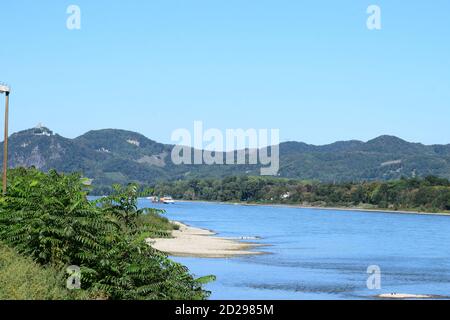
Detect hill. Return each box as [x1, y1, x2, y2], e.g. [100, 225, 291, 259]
[2, 126, 450, 193]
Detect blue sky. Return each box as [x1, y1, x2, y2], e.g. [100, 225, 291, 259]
[0, 0, 449, 146]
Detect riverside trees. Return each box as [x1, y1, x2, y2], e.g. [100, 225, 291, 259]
[154, 176, 450, 212]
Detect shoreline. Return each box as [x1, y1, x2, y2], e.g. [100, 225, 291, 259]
[376, 293, 448, 300]
[176, 200, 450, 217]
[147, 221, 265, 258]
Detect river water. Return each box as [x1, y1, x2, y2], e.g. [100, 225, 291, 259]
[138, 200, 450, 300]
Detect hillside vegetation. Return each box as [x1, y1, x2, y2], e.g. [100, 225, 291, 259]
[2, 126, 450, 194]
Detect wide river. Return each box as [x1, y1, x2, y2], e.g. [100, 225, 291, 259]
[139, 200, 450, 300]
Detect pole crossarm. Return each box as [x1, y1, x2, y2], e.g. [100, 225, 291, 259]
[0, 84, 10, 94]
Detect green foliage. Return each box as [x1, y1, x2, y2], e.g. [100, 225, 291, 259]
[154, 175, 450, 212]
[0, 168, 211, 300]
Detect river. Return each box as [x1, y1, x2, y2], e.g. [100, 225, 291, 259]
[139, 200, 450, 300]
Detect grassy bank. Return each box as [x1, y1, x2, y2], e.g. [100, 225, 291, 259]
[0, 243, 88, 300]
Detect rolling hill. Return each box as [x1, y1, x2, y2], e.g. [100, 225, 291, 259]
[2, 126, 450, 193]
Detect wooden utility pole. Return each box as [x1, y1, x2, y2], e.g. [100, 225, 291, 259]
[3, 91, 9, 194]
[0, 84, 10, 194]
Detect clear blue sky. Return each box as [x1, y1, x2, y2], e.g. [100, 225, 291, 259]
[1, 0, 449, 145]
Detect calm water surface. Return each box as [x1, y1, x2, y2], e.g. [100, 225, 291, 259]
[138, 200, 450, 300]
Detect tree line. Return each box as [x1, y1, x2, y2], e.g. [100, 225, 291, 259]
[153, 175, 450, 212]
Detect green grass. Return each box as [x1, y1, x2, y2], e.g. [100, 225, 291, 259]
[137, 211, 180, 239]
[0, 243, 89, 300]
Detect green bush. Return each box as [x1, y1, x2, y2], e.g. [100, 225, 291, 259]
[0, 168, 212, 300]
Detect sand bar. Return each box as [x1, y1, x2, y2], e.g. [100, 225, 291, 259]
[147, 221, 265, 258]
[377, 293, 434, 299]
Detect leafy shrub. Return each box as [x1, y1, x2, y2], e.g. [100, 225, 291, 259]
[0, 168, 211, 300]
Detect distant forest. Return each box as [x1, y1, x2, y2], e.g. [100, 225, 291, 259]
[152, 176, 450, 213]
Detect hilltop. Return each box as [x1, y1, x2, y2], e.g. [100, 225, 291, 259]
[2, 126, 450, 193]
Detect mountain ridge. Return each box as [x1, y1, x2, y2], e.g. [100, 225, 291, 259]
[2, 126, 450, 193]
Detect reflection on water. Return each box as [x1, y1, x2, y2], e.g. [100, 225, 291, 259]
[138, 200, 450, 300]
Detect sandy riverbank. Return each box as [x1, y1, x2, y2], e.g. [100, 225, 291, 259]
[147, 221, 265, 258]
[377, 293, 436, 299]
